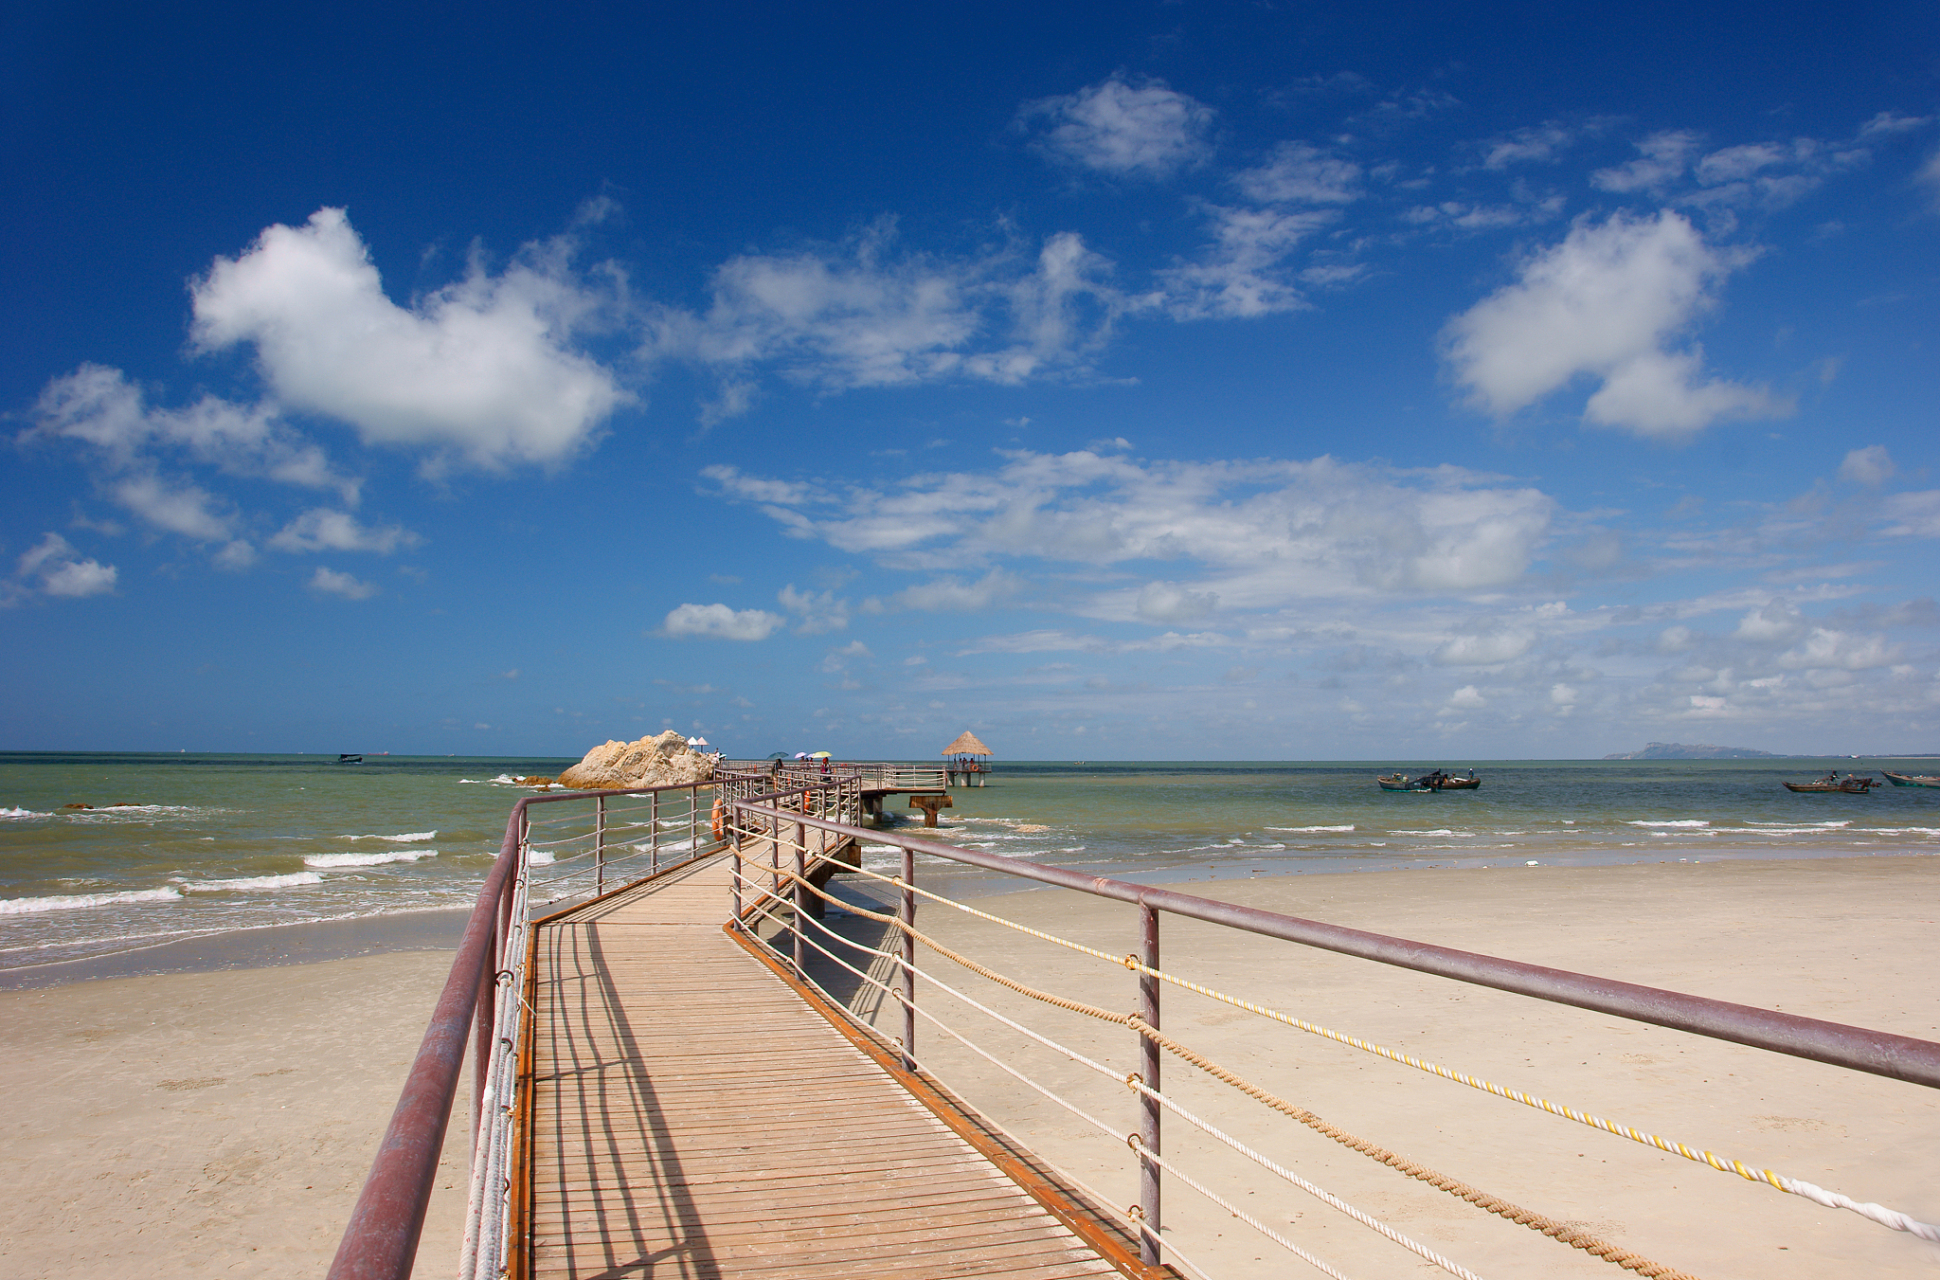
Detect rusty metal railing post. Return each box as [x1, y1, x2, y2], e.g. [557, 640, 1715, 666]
[594, 794, 606, 897]
[1138, 900, 1161, 1265]
[729, 800, 743, 928]
[793, 829, 806, 978]
[900, 846, 916, 1072]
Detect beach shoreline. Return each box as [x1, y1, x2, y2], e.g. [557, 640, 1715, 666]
[4, 852, 1936, 1278]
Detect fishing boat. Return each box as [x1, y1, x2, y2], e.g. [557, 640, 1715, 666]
[1378, 769, 1481, 791]
[337, 753, 363, 763]
[1782, 773, 1876, 793]
[1881, 770, 1940, 788]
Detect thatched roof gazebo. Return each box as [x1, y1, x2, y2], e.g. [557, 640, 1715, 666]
[941, 731, 991, 757]
[941, 731, 993, 786]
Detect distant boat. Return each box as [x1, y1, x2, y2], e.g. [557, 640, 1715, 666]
[1881, 770, 1940, 788]
[338, 753, 363, 764]
[1783, 773, 1876, 793]
[1378, 769, 1481, 792]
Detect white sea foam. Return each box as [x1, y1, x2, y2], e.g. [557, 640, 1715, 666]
[1268, 825, 1355, 833]
[1393, 829, 1461, 837]
[182, 872, 324, 892]
[1628, 819, 1710, 828]
[1747, 820, 1847, 829]
[340, 830, 436, 843]
[1857, 827, 1940, 837]
[528, 851, 556, 865]
[1, 806, 50, 819]
[306, 850, 440, 868]
[0, 887, 184, 914]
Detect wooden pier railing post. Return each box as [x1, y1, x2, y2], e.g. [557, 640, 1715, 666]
[793, 824, 806, 977]
[1138, 900, 1161, 1264]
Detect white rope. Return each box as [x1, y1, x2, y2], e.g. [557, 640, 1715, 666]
[1130, 1078, 1484, 1280]
[1137, 1143, 1358, 1280]
[840, 859, 1940, 1244]
[764, 886, 1481, 1273]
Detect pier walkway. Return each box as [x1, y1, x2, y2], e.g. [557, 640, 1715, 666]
[522, 852, 1127, 1279]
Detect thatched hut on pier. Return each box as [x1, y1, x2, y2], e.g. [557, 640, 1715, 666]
[941, 731, 993, 787]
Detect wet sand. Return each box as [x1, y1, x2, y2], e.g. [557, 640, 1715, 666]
[3, 855, 1936, 1278]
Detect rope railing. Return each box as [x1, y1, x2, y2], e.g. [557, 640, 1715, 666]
[727, 797, 1940, 1280]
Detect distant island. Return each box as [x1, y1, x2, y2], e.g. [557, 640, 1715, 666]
[1603, 742, 1785, 760]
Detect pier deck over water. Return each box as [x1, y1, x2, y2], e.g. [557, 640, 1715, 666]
[523, 852, 1127, 1279]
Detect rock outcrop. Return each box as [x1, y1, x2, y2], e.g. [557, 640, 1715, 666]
[557, 730, 715, 790]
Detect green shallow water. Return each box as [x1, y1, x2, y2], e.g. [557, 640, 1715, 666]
[4, 753, 1938, 972]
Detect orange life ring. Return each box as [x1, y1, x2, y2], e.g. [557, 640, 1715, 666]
[711, 797, 726, 840]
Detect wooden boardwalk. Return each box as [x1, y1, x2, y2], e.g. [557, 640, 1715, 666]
[521, 853, 1132, 1279]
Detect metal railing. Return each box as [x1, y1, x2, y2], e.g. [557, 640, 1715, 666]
[725, 798, 1940, 1279]
[325, 772, 763, 1280]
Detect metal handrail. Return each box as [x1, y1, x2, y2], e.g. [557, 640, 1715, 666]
[727, 799, 1940, 1271]
[326, 773, 764, 1280]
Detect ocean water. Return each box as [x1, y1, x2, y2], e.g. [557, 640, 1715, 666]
[4, 752, 1938, 976]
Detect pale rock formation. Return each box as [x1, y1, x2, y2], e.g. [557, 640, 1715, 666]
[557, 730, 715, 790]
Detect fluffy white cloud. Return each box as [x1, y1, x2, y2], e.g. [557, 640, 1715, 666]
[1159, 205, 1331, 319]
[1878, 491, 1940, 538]
[1235, 142, 1361, 203]
[1020, 76, 1215, 178]
[648, 222, 1133, 407]
[192, 208, 627, 470]
[307, 566, 378, 600]
[710, 450, 1557, 620]
[886, 570, 1020, 613]
[1479, 122, 1586, 169]
[7, 533, 118, 602]
[660, 602, 784, 641]
[1838, 445, 1896, 486]
[268, 508, 418, 554]
[1137, 580, 1218, 623]
[32, 364, 355, 498]
[1591, 131, 1702, 193]
[1441, 210, 1786, 438]
[778, 584, 849, 635]
[1433, 631, 1533, 665]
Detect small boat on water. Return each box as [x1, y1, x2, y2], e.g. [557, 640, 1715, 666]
[338, 753, 363, 764]
[1378, 769, 1481, 792]
[1783, 773, 1876, 794]
[1881, 770, 1940, 789]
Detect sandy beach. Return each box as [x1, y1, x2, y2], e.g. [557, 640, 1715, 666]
[3, 854, 1936, 1278]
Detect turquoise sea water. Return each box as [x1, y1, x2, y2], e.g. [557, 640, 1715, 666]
[4, 752, 1938, 975]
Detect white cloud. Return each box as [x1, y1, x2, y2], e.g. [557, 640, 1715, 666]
[1020, 76, 1215, 178]
[7, 533, 118, 603]
[1593, 131, 1703, 193]
[1859, 112, 1933, 138]
[1433, 631, 1532, 665]
[1734, 599, 1805, 643]
[660, 602, 784, 641]
[712, 450, 1558, 621]
[1919, 150, 1940, 211]
[889, 570, 1020, 613]
[32, 364, 356, 499]
[1441, 210, 1786, 438]
[269, 508, 418, 554]
[1480, 122, 1582, 169]
[1235, 142, 1361, 203]
[1137, 580, 1218, 623]
[1777, 627, 1900, 671]
[307, 566, 378, 600]
[778, 584, 849, 634]
[1878, 491, 1940, 538]
[1159, 205, 1331, 319]
[1839, 445, 1896, 486]
[191, 208, 627, 470]
[1445, 684, 1486, 709]
[647, 221, 1133, 409]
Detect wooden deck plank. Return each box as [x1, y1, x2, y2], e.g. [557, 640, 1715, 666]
[522, 852, 1131, 1280]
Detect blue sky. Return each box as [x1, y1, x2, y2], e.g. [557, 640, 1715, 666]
[4, 1, 1938, 759]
